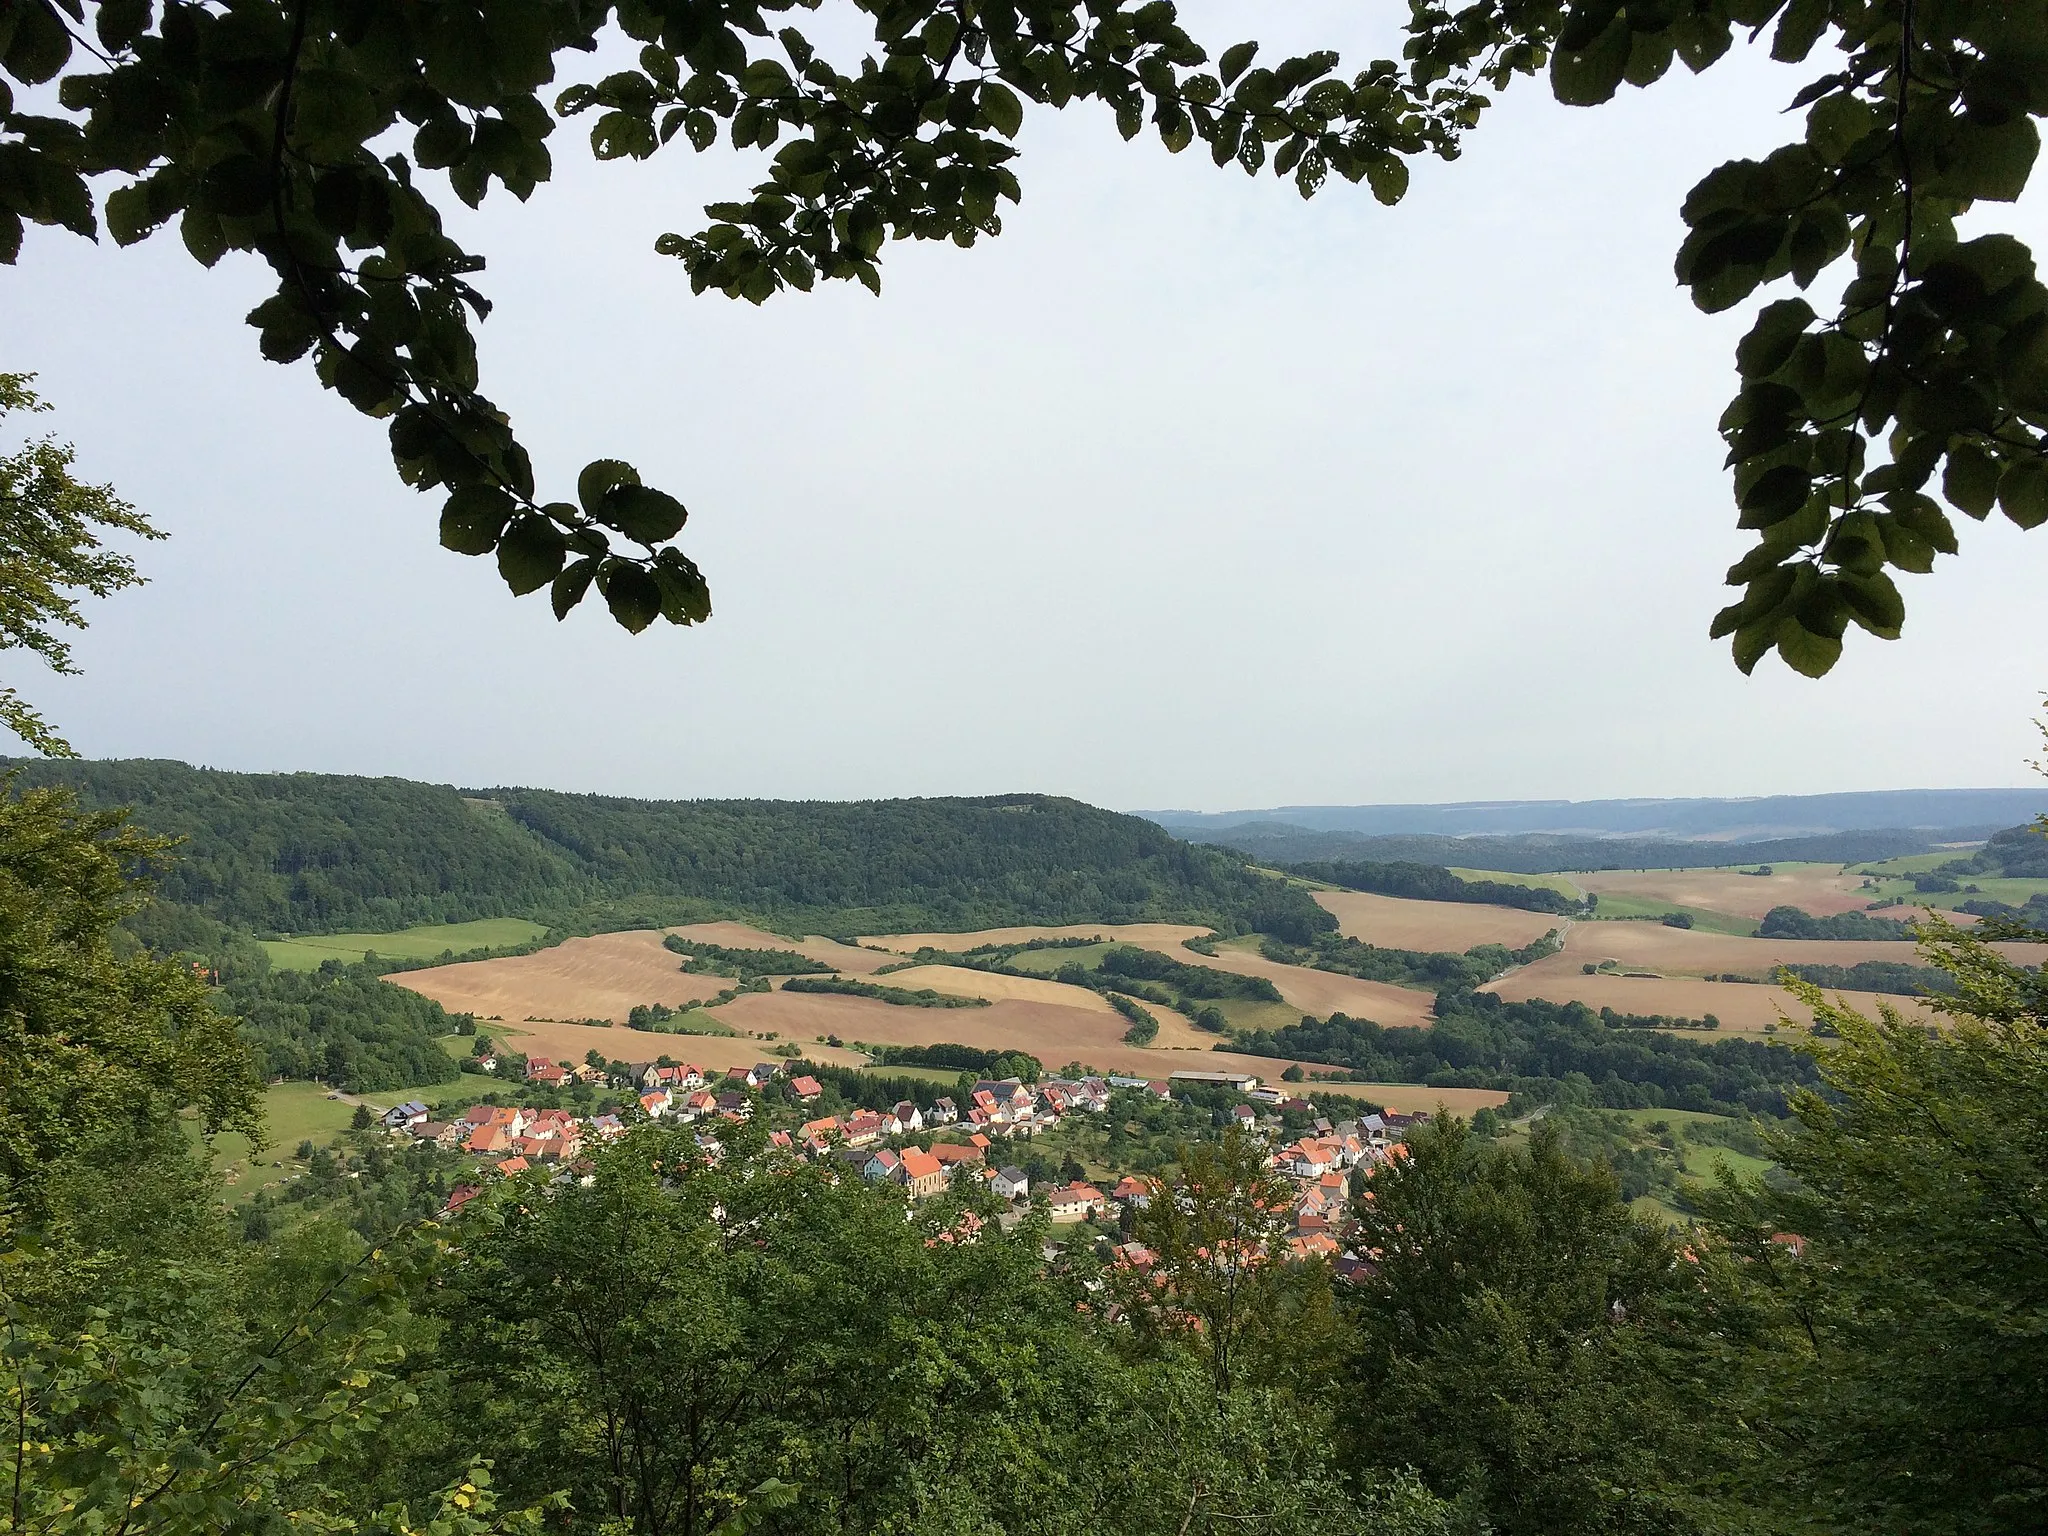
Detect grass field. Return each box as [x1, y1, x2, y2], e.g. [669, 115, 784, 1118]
[1580, 894, 1756, 935]
[1452, 868, 1585, 898]
[263, 918, 548, 971]
[1003, 943, 1114, 974]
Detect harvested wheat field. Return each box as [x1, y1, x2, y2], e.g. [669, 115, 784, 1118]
[716, 990, 1383, 1086]
[665, 922, 893, 975]
[1314, 891, 1563, 951]
[1123, 941, 1437, 1029]
[1484, 958, 1939, 1034]
[868, 964, 1114, 1011]
[1303, 1083, 1510, 1113]
[1572, 864, 1878, 922]
[1559, 919, 2044, 977]
[386, 929, 730, 1023]
[862, 922, 1213, 953]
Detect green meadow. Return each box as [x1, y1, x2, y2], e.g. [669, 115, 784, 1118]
[261, 917, 549, 971]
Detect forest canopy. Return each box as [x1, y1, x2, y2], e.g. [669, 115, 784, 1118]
[5, 758, 1333, 941]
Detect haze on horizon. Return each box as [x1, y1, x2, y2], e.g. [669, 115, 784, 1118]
[6, 2, 2045, 811]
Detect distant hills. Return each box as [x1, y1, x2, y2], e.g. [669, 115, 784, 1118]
[1156, 823, 1986, 874]
[3, 758, 1332, 942]
[1144, 788, 2048, 843]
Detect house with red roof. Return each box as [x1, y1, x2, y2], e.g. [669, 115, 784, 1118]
[790, 1075, 824, 1102]
[895, 1146, 947, 1198]
[1045, 1182, 1106, 1222]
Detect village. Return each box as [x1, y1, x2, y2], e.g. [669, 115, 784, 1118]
[379, 1050, 1421, 1264]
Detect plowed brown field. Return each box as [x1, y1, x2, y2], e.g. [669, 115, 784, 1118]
[387, 930, 729, 1022]
[666, 922, 894, 974]
[1314, 891, 1563, 951]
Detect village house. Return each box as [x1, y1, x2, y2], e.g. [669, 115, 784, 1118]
[442, 1183, 484, 1218]
[1045, 1182, 1106, 1222]
[1112, 1174, 1154, 1209]
[842, 1111, 885, 1148]
[800, 1116, 841, 1142]
[928, 1096, 959, 1125]
[411, 1120, 460, 1147]
[494, 1154, 530, 1177]
[790, 1075, 824, 1102]
[465, 1123, 512, 1156]
[525, 1059, 570, 1088]
[992, 1166, 1029, 1201]
[930, 1142, 983, 1168]
[638, 1089, 671, 1119]
[382, 1100, 429, 1130]
[894, 1146, 947, 1198]
[715, 1090, 751, 1120]
[892, 1101, 925, 1133]
[862, 1148, 902, 1182]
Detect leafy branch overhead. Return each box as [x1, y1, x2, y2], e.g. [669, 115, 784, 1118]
[2, 0, 2041, 672]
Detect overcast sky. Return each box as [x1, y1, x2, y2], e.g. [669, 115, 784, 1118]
[7, 4, 2045, 810]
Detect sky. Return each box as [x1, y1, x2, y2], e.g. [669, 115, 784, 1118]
[6, 4, 2046, 811]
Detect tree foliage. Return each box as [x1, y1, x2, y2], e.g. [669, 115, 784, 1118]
[5, 0, 2039, 664]
[0, 375, 160, 756]
[9, 758, 1336, 939]
[1690, 913, 2048, 1533]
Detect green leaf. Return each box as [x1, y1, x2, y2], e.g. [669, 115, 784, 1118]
[440, 486, 514, 555]
[1996, 458, 2048, 529]
[1935, 117, 2038, 204]
[103, 182, 164, 246]
[1942, 442, 2001, 519]
[1840, 570, 1904, 638]
[1737, 465, 1813, 528]
[1550, 16, 1630, 106]
[980, 82, 1023, 138]
[605, 484, 688, 544]
[1736, 299, 1815, 378]
[496, 515, 568, 594]
[1363, 154, 1408, 206]
[653, 550, 712, 623]
[1219, 42, 1258, 85]
[578, 458, 639, 516]
[4, 0, 72, 84]
[1775, 617, 1843, 676]
[551, 556, 598, 619]
[597, 560, 662, 632]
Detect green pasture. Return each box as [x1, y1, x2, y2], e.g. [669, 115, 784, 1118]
[1205, 996, 1305, 1036]
[261, 918, 548, 971]
[1855, 850, 1980, 875]
[1452, 868, 1585, 898]
[1581, 892, 1756, 935]
[1003, 943, 1113, 974]
[1852, 874, 2048, 912]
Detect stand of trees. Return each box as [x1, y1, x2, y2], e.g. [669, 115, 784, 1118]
[1282, 859, 1588, 914]
[5, 759, 1334, 942]
[780, 975, 990, 1008]
[220, 958, 464, 1093]
[1757, 905, 1915, 940]
[1235, 992, 1820, 1116]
